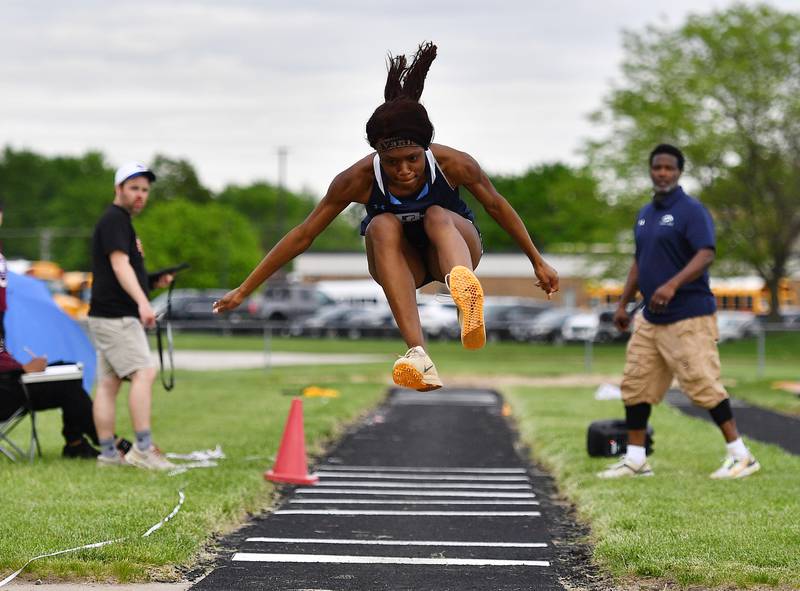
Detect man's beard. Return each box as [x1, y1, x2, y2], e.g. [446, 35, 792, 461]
[653, 182, 678, 197]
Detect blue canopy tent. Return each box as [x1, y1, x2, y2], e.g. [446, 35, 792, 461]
[4, 272, 96, 393]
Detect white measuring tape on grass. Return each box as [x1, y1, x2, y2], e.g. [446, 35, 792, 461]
[0, 490, 185, 588]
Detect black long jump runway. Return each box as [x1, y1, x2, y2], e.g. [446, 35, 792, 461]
[667, 390, 800, 455]
[191, 388, 602, 591]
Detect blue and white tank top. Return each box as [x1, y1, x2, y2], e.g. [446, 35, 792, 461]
[360, 150, 475, 235]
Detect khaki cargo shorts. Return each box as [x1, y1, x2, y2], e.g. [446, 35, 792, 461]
[620, 313, 728, 409]
[87, 316, 154, 380]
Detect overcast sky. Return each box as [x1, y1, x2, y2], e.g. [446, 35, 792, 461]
[1, 1, 796, 197]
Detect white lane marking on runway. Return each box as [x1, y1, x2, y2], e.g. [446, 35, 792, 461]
[317, 465, 527, 474]
[273, 510, 541, 516]
[315, 481, 532, 490]
[245, 537, 548, 548]
[233, 553, 550, 567]
[288, 499, 540, 505]
[295, 489, 536, 498]
[316, 471, 530, 482]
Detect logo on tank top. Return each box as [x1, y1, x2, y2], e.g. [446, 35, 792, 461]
[396, 212, 422, 223]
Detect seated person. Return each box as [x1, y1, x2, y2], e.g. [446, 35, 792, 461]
[0, 339, 100, 459]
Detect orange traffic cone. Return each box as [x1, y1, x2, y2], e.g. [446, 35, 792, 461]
[264, 398, 319, 485]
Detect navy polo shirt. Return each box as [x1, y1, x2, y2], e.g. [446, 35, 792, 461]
[634, 186, 717, 324]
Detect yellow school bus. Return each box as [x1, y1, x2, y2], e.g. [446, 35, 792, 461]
[586, 277, 798, 315]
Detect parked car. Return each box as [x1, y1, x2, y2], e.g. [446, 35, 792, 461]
[560, 307, 635, 344]
[484, 299, 551, 342]
[717, 311, 763, 343]
[151, 289, 258, 327]
[560, 311, 599, 342]
[777, 307, 800, 328]
[516, 307, 577, 343]
[290, 304, 397, 339]
[417, 298, 459, 340]
[249, 282, 334, 324]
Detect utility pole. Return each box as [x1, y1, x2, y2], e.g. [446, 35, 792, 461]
[275, 146, 289, 280]
[277, 146, 288, 238]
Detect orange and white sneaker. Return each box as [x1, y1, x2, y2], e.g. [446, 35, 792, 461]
[392, 346, 443, 392]
[446, 265, 485, 350]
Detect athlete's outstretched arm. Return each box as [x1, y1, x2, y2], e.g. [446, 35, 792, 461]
[213, 171, 359, 313]
[441, 147, 559, 297]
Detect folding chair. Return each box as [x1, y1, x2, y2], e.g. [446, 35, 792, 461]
[0, 377, 39, 463]
[0, 406, 34, 462]
[0, 363, 84, 463]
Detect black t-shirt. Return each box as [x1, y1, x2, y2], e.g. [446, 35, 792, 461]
[88, 204, 149, 318]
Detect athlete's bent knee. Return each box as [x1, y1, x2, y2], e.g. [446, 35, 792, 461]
[365, 213, 402, 242]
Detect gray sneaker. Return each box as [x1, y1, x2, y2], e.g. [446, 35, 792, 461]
[125, 445, 176, 471]
[709, 454, 761, 479]
[597, 457, 654, 479]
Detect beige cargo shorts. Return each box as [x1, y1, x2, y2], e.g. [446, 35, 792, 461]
[87, 316, 154, 380]
[620, 313, 728, 409]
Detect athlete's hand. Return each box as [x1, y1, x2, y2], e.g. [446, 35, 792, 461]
[213, 288, 245, 314]
[534, 261, 559, 299]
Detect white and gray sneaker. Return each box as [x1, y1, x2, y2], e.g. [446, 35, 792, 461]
[710, 454, 760, 479]
[597, 457, 654, 479]
[96, 451, 129, 467]
[125, 444, 176, 471]
[392, 346, 444, 392]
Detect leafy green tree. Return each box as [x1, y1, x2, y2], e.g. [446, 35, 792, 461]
[588, 4, 800, 317]
[217, 182, 362, 252]
[149, 154, 213, 203]
[135, 198, 262, 289]
[473, 163, 618, 252]
[0, 148, 113, 269]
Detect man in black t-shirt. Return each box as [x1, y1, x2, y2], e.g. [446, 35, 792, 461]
[88, 162, 175, 470]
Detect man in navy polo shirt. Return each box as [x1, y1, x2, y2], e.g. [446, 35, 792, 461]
[598, 144, 760, 480]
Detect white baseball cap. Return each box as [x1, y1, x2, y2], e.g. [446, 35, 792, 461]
[114, 162, 156, 186]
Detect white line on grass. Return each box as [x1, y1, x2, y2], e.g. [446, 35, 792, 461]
[294, 489, 536, 498]
[245, 537, 548, 548]
[233, 553, 550, 567]
[273, 510, 541, 516]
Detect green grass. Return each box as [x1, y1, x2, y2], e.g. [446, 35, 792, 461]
[505, 386, 800, 588]
[3, 332, 799, 586]
[0, 364, 387, 582]
[164, 331, 800, 406]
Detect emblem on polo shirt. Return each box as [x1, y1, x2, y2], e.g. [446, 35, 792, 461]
[659, 214, 675, 226]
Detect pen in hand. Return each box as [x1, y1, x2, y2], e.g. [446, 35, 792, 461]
[23, 346, 47, 361]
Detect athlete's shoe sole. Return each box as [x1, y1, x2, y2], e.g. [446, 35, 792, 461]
[392, 362, 442, 392]
[448, 266, 485, 350]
